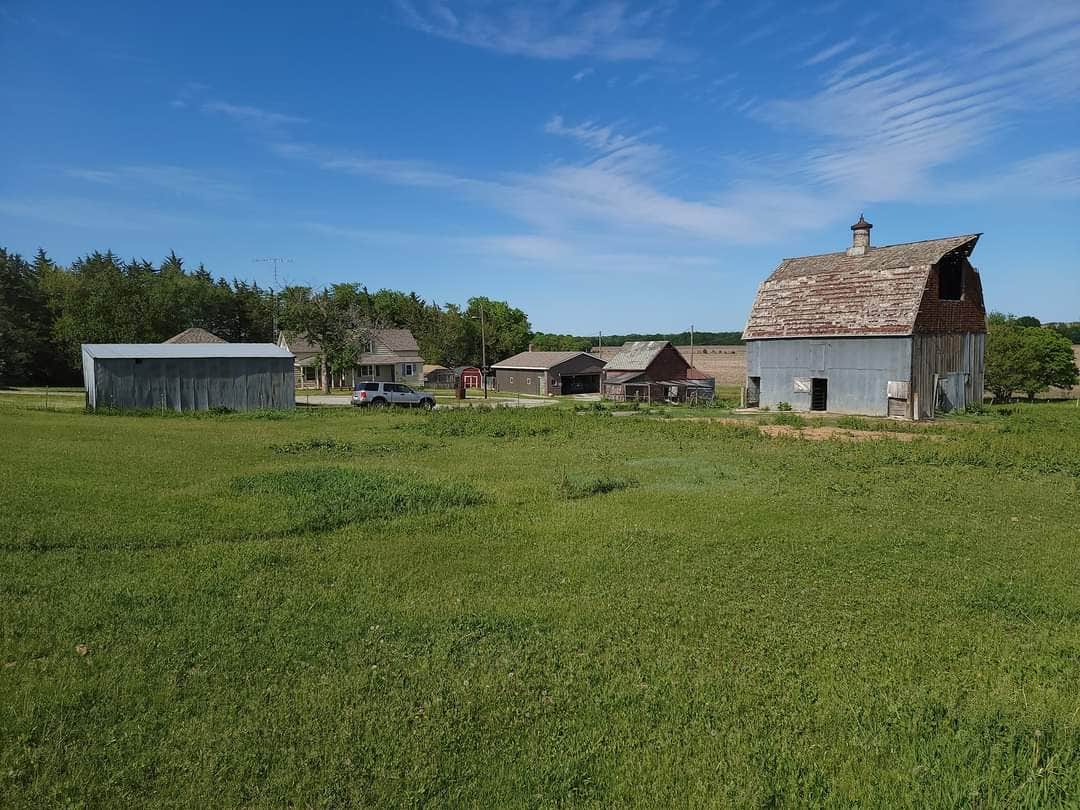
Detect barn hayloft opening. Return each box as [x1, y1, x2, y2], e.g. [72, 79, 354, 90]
[938, 253, 964, 300]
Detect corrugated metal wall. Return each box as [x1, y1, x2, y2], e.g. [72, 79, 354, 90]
[88, 357, 294, 411]
[910, 333, 985, 419]
[746, 337, 912, 416]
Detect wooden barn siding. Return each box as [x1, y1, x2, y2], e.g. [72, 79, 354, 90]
[91, 357, 294, 411]
[644, 345, 691, 380]
[910, 333, 985, 419]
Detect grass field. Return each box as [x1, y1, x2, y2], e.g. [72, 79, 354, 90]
[2, 401, 1080, 806]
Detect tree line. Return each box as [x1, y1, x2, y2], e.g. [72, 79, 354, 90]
[0, 246, 532, 386]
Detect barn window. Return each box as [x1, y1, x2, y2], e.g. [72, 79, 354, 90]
[509, 376, 514, 383]
[938, 255, 964, 300]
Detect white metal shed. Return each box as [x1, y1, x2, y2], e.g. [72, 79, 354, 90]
[81, 343, 295, 412]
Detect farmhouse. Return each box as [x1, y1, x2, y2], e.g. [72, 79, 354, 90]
[492, 351, 606, 396]
[743, 216, 986, 418]
[279, 328, 423, 390]
[81, 343, 294, 412]
[602, 341, 715, 403]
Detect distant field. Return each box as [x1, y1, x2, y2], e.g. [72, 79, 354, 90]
[2, 402, 1080, 805]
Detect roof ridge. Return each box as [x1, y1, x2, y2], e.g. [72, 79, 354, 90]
[780, 233, 980, 263]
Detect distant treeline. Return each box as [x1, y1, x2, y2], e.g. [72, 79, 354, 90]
[531, 330, 744, 352]
[0, 246, 531, 385]
[1045, 322, 1080, 344]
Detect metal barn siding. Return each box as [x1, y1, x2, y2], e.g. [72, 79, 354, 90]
[746, 336, 912, 416]
[910, 333, 985, 419]
[82, 344, 294, 412]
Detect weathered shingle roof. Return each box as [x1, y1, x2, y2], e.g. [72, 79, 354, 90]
[492, 351, 600, 371]
[603, 341, 670, 371]
[279, 332, 320, 354]
[743, 234, 980, 339]
[279, 327, 419, 355]
[377, 328, 420, 353]
[164, 327, 226, 344]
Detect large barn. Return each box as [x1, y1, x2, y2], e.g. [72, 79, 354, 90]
[81, 343, 295, 412]
[743, 217, 987, 419]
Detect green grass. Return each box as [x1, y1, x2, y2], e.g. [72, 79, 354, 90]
[2, 401, 1080, 805]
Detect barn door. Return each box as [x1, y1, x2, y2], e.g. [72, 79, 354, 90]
[936, 372, 968, 413]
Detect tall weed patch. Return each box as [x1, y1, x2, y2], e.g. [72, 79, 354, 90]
[231, 467, 484, 533]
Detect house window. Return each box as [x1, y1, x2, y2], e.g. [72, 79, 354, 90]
[938, 256, 964, 300]
[509, 376, 514, 383]
[403, 363, 415, 377]
[359, 365, 374, 377]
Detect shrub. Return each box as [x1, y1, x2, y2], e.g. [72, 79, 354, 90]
[772, 411, 806, 427]
[776, 401, 793, 411]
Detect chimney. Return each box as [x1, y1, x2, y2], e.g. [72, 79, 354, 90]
[528, 342, 534, 352]
[848, 213, 872, 257]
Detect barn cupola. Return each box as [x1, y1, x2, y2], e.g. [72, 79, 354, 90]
[847, 214, 872, 257]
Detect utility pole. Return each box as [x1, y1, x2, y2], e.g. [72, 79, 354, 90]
[480, 303, 488, 399]
[472, 303, 488, 399]
[253, 257, 293, 340]
[689, 324, 695, 368]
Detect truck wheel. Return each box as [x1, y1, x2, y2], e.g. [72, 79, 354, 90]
[370, 397, 388, 408]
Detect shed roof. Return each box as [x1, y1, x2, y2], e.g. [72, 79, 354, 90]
[164, 327, 227, 344]
[82, 343, 292, 359]
[492, 351, 601, 371]
[743, 234, 980, 340]
[603, 341, 671, 371]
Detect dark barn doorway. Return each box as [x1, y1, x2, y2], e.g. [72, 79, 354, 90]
[746, 376, 760, 407]
[810, 378, 828, 411]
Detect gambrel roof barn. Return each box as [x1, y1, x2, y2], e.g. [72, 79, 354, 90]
[743, 217, 987, 419]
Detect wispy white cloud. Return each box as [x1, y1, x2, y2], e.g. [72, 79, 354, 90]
[203, 101, 307, 130]
[64, 164, 246, 201]
[572, 67, 595, 81]
[757, 0, 1080, 202]
[0, 196, 195, 231]
[803, 37, 855, 66]
[393, 0, 674, 61]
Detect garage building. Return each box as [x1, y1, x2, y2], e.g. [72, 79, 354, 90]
[492, 351, 606, 396]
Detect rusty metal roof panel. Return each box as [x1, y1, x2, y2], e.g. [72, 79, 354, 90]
[744, 234, 980, 340]
[603, 341, 670, 371]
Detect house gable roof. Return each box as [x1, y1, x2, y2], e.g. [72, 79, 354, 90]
[278, 327, 420, 356]
[743, 234, 980, 340]
[165, 327, 226, 344]
[491, 351, 600, 371]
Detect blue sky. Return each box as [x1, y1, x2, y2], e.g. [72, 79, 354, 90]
[2, 0, 1078, 333]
